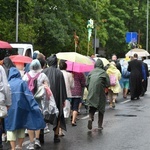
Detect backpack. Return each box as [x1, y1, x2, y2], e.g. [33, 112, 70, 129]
[27, 73, 41, 94]
[122, 67, 130, 78]
[109, 74, 117, 86]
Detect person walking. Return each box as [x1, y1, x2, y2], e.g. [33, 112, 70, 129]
[127, 54, 143, 100]
[106, 61, 121, 108]
[141, 57, 149, 96]
[23, 59, 49, 149]
[120, 59, 130, 99]
[42, 55, 67, 143]
[111, 54, 122, 73]
[0, 65, 12, 149]
[6, 67, 45, 150]
[71, 72, 85, 126]
[1, 57, 15, 144]
[86, 59, 110, 130]
[37, 58, 50, 138]
[59, 60, 74, 135]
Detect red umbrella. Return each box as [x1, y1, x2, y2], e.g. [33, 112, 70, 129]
[0, 40, 12, 49]
[9, 55, 32, 63]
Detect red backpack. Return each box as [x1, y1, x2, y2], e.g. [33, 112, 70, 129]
[27, 73, 41, 94]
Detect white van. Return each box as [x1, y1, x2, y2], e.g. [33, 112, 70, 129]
[0, 43, 34, 60]
[10, 43, 34, 58]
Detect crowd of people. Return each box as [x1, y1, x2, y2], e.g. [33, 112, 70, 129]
[0, 52, 149, 150]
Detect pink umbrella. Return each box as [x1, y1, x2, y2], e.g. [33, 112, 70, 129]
[66, 61, 94, 73]
[0, 40, 12, 49]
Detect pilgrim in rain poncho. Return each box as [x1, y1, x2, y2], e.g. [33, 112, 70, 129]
[5, 67, 45, 131]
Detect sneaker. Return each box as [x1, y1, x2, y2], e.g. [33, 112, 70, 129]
[27, 143, 34, 150]
[34, 139, 41, 148]
[15, 145, 22, 150]
[98, 126, 103, 130]
[44, 128, 50, 134]
[2, 134, 6, 142]
[87, 120, 92, 130]
[25, 129, 29, 136]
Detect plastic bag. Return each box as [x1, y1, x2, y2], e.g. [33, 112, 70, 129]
[63, 100, 71, 118]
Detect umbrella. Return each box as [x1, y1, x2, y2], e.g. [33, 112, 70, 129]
[9, 55, 32, 64]
[125, 48, 150, 57]
[93, 57, 110, 67]
[56, 52, 93, 65]
[0, 40, 12, 49]
[66, 60, 94, 73]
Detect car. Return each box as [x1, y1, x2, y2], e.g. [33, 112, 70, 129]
[143, 59, 150, 74]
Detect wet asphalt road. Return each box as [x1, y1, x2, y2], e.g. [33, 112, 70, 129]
[3, 79, 150, 150]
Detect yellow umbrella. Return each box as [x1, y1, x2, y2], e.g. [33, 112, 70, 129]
[93, 57, 110, 67]
[56, 52, 93, 65]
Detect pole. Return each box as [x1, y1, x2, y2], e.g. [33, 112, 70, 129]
[16, 0, 19, 42]
[94, 25, 97, 55]
[146, 0, 149, 51]
[138, 30, 140, 46]
[87, 41, 89, 56]
[94, 0, 97, 55]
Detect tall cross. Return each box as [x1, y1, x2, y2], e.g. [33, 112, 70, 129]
[74, 31, 79, 52]
[138, 29, 143, 46]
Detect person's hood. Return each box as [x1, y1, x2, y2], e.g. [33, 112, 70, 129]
[3, 57, 15, 69]
[107, 63, 117, 74]
[8, 67, 21, 81]
[94, 59, 104, 69]
[47, 55, 58, 68]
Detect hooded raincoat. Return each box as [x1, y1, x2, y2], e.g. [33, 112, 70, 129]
[86, 59, 110, 114]
[106, 63, 121, 93]
[5, 67, 45, 131]
[43, 55, 67, 131]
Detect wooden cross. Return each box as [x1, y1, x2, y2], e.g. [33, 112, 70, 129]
[138, 29, 143, 46]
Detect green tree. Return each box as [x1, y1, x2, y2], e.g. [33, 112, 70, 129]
[0, 0, 148, 58]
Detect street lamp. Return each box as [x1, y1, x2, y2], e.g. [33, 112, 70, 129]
[146, 0, 149, 51]
[16, 0, 19, 42]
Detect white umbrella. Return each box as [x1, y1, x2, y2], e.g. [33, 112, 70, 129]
[125, 48, 150, 57]
[93, 57, 109, 67]
[56, 52, 93, 65]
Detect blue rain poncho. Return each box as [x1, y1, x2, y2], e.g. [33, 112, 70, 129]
[5, 67, 45, 131]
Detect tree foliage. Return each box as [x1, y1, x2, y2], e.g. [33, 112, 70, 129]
[0, 0, 149, 58]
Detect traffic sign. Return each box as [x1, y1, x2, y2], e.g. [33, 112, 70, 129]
[125, 32, 138, 43]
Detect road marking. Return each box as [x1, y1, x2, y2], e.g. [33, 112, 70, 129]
[80, 115, 89, 120]
[120, 99, 131, 104]
[80, 112, 98, 120]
